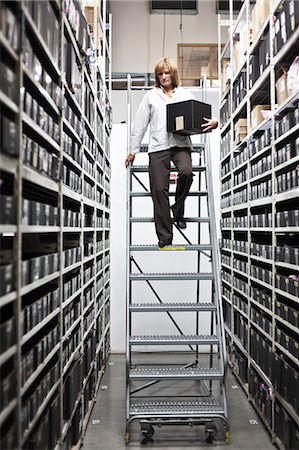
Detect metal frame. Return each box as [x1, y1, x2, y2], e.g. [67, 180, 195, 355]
[125, 75, 229, 444]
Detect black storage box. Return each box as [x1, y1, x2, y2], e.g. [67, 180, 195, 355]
[167, 99, 211, 135]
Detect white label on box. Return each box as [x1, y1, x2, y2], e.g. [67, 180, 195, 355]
[175, 116, 184, 131]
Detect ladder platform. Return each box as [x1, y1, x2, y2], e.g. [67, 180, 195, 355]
[130, 217, 210, 223]
[130, 400, 224, 416]
[130, 272, 214, 281]
[129, 366, 223, 380]
[131, 165, 206, 172]
[129, 334, 219, 345]
[130, 244, 212, 251]
[130, 191, 208, 197]
[129, 302, 217, 312]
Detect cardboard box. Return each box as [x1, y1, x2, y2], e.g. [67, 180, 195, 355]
[276, 70, 288, 106]
[234, 131, 247, 146]
[257, 0, 270, 27]
[233, 40, 240, 72]
[167, 99, 211, 135]
[251, 0, 270, 41]
[251, 105, 271, 130]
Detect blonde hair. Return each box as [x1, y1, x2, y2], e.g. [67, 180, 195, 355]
[154, 57, 181, 88]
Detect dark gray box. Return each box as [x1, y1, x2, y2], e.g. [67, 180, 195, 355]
[167, 99, 212, 135]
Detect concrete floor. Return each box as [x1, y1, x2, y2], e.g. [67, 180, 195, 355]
[82, 354, 275, 450]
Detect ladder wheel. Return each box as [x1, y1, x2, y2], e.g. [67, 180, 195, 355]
[141, 424, 154, 439]
[205, 424, 217, 443]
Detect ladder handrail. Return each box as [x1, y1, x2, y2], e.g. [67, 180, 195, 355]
[125, 73, 132, 420]
[205, 138, 227, 374]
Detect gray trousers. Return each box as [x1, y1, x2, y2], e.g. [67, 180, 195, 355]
[149, 147, 193, 243]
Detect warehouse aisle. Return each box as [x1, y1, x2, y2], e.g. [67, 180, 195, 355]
[82, 354, 274, 450]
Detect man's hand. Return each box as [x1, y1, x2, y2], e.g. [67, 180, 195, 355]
[125, 153, 135, 168]
[201, 117, 219, 133]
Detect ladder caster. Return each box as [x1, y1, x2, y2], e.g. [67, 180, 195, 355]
[141, 423, 154, 439]
[205, 423, 217, 443]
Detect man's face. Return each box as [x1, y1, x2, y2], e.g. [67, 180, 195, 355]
[157, 64, 173, 90]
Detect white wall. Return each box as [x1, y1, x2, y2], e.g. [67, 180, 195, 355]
[110, 0, 220, 74]
[110, 88, 221, 353]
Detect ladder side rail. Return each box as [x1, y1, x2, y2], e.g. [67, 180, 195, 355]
[126, 74, 132, 420]
[205, 138, 227, 375]
[201, 76, 227, 375]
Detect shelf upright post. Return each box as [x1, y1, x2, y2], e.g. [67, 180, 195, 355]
[58, 0, 64, 445]
[228, 0, 234, 363]
[245, 0, 251, 403]
[15, 3, 25, 449]
[269, 0, 277, 437]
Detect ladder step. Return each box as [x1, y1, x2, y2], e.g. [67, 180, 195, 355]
[129, 244, 212, 251]
[130, 272, 214, 281]
[139, 144, 205, 153]
[129, 367, 223, 380]
[130, 191, 208, 197]
[130, 302, 217, 312]
[130, 217, 210, 223]
[130, 334, 219, 345]
[130, 400, 224, 416]
[131, 165, 206, 173]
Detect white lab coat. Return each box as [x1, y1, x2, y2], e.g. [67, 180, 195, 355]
[130, 87, 195, 154]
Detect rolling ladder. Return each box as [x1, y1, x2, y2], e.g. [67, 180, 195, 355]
[125, 78, 229, 444]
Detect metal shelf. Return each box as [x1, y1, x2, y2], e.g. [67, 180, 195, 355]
[21, 344, 60, 396]
[21, 308, 60, 345]
[0, 90, 19, 113]
[22, 165, 59, 193]
[20, 271, 60, 296]
[23, 8, 61, 80]
[0, 1, 111, 448]
[0, 32, 18, 60]
[0, 398, 17, 425]
[0, 345, 17, 367]
[0, 153, 18, 175]
[275, 189, 299, 203]
[21, 380, 60, 447]
[275, 315, 299, 335]
[275, 343, 299, 367]
[0, 225, 17, 234]
[22, 64, 60, 117]
[274, 155, 299, 173]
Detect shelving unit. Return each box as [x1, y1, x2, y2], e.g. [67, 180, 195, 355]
[0, 1, 111, 449]
[219, 1, 299, 449]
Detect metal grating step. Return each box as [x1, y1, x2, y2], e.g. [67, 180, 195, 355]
[129, 244, 212, 251]
[130, 334, 219, 345]
[130, 217, 210, 223]
[129, 367, 223, 380]
[129, 302, 217, 312]
[130, 272, 214, 281]
[139, 144, 205, 153]
[130, 191, 208, 197]
[131, 165, 206, 173]
[130, 400, 224, 416]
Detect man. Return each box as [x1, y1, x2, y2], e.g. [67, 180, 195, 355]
[125, 57, 218, 248]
